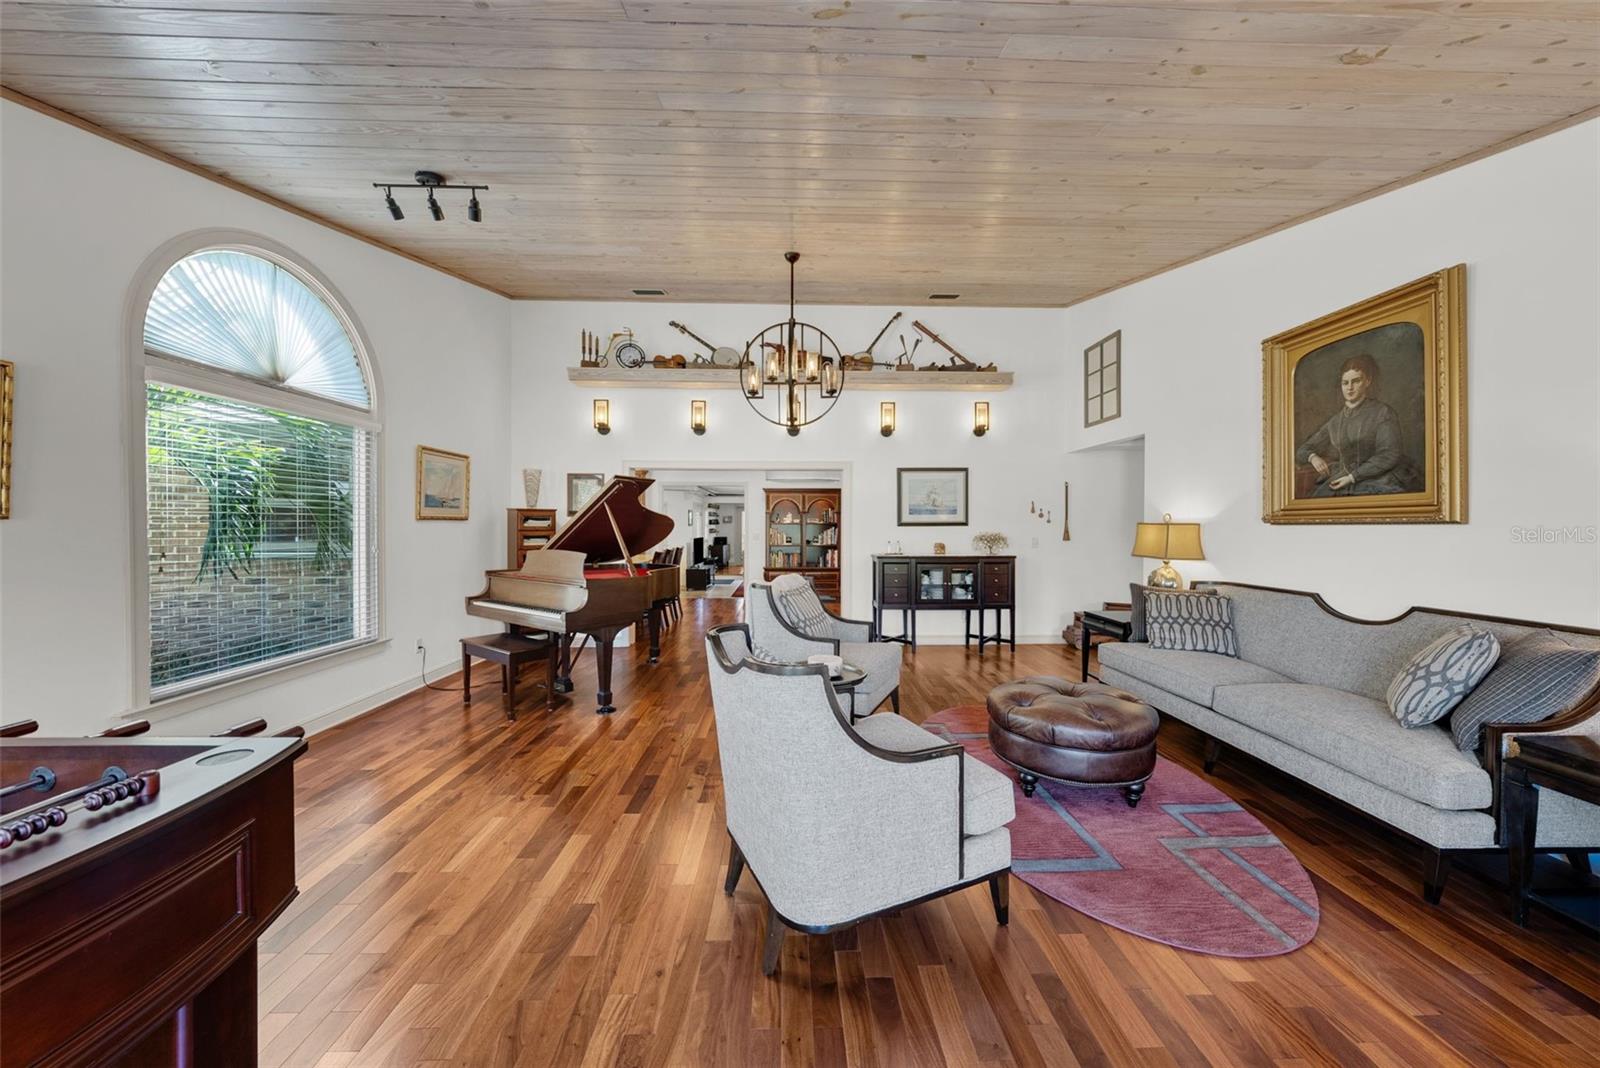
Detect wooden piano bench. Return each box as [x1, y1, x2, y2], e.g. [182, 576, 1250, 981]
[460, 632, 559, 720]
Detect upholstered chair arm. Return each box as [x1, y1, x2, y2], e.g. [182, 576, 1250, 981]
[1487, 686, 1600, 844]
[826, 614, 875, 643]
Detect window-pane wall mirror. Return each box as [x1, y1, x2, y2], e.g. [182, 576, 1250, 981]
[1084, 330, 1122, 428]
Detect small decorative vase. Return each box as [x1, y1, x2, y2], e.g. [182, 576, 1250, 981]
[522, 468, 543, 507]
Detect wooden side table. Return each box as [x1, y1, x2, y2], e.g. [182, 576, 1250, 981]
[461, 632, 559, 721]
[1503, 734, 1600, 928]
[1080, 609, 1132, 682]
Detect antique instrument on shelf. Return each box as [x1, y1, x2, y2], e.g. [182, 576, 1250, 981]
[844, 311, 901, 370]
[466, 475, 677, 715]
[651, 353, 688, 368]
[912, 320, 998, 372]
[669, 320, 741, 366]
[1, 733, 305, 1066]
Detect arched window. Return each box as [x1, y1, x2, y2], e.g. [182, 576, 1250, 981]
[137, 244, 379, 701]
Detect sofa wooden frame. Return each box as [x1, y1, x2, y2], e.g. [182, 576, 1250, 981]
[706, 622, 1008, 975]
[1187, 582, 1600, 903]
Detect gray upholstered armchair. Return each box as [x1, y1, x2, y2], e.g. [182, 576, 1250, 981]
[706, 623, 1014, 976]
[747, 574, 903, 716]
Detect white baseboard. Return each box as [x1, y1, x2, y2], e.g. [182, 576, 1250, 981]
[299, 660, 460, 739]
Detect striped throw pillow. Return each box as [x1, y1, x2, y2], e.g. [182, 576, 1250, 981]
[1386, 626, 1500, 728]
[1449, 629, 1600, 751]
[1146, 592, 1238, 657]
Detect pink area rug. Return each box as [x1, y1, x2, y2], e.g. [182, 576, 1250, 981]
[922, 705, 1320, 957]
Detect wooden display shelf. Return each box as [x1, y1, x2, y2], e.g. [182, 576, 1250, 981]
[566, 366, 1012, 391]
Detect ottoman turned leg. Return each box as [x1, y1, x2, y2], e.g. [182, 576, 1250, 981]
[1018, 771, 1039, 798]
[1124, 781, 1147, 808]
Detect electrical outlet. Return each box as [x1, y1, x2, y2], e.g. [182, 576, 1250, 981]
[415, 639, 425, 653]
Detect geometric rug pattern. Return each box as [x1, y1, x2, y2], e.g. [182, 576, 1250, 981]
[922, 704, 1320, 957]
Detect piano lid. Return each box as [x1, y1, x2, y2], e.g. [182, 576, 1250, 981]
[546, 475, 675, 565]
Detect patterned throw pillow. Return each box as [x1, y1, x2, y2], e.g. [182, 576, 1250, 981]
[1385, 625, 1501, 728]
[774, 583, 831, 638]
[1129, 583, 1217, 643]
[1449, 629, 1600, 751]
[1145, 592, 1238, 657]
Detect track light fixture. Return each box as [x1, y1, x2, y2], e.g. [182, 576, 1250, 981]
[371, 170, 488, 223]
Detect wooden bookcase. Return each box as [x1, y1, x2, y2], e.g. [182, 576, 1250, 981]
[506, 508, 558, 569]
[763, 488, 841, 602]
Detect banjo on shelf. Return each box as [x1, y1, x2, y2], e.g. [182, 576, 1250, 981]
[668, 321, 741, 366]
[843, 312, 901, 370]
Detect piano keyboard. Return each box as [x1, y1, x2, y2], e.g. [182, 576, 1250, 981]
[467, 599, 569, 632]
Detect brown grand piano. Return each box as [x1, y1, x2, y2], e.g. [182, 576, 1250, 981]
[465, 475, 678, 715]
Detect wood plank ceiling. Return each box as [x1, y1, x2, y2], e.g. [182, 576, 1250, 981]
[2, 1, 1597, 305]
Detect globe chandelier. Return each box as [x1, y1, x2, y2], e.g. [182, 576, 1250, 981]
[739, 252, 844, 436]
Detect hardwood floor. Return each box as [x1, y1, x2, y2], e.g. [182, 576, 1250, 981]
[261, 597, 1599, 1067]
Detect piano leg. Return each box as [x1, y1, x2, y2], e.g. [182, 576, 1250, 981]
[593, 625, 624, 715]
[647, 604, 664, 664]
[554, 634, 576, 694]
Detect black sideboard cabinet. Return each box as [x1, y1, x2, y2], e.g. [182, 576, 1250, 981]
[871, 554, 1016, 651]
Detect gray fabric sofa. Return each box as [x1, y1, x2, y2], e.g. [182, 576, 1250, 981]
[705, 624, 1012, 975]
[1097, 582, 1600, 902]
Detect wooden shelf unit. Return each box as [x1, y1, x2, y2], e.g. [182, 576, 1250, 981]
[567, 366, 1012, 391]
[764, 488, 841, 602]
[507, 507, 558, 569]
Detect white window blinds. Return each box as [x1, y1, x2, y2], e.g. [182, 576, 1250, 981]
[146, 383, 377, 698]
[144, 250, 370, 410]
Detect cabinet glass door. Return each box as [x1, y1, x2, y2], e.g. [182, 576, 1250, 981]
[918, 566, 947, 601]
[948, 565, 977, 602]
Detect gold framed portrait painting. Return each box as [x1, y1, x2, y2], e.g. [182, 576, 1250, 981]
[416, 445, 470, 520]
[1262, 265, 1465, 524]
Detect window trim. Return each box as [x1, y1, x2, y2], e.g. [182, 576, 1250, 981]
[1083, 329, 1122, 428]
[125, 230, 387, 714]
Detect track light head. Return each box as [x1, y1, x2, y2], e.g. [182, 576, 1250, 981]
[467, 192, 482, 223]
[427, 189, 444, 221]
[384, 187, 404, 220]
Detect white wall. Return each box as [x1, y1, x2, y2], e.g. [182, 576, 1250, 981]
[0, 101, 513, 734]
[509, 302, 1144, 641]
[1065, 119, 1600, 625]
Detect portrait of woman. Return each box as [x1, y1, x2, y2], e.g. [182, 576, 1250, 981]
[1294, 349, 1422, 498]
[1262, 265, 1464, 524]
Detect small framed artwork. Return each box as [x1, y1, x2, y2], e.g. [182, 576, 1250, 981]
[567, 471, 605, 515]
[1263, 265, 1465, 524]
[416, 445, 470, 520]
[0, 359, 12, 520]
[1084, 330, 1121, 427]
[897, 467, 969, 526]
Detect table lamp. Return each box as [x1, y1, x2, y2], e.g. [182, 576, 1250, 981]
[1131, 513, 1205, 589]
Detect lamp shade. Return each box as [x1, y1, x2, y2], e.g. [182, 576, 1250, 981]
[1131, 514, 1205, 561]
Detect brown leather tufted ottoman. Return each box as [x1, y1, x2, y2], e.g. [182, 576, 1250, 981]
[986, 676, 1159, 807]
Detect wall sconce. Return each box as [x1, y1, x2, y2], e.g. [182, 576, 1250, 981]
[973, 401, 990, 437]
[690, 398, 707, 435]
[592, 398, 611, 435]
[880, 401, 897, 437]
